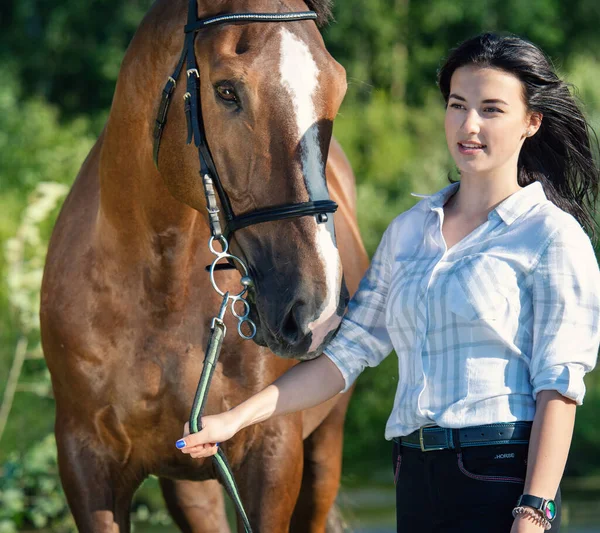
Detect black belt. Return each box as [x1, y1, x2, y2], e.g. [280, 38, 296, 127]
[396, 422, 532, 452]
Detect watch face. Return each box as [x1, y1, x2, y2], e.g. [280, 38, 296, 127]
[545, 500, 557, 521]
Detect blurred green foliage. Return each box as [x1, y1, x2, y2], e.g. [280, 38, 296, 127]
[1, 0, 600, 527]
[0, 435, 74, 533]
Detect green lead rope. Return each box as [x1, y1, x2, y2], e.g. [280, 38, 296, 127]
[189, 303, 253, 533]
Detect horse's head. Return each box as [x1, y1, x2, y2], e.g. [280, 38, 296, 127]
[156, 1, 348, 359]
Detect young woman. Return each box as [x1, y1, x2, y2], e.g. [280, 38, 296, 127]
[176, 33, 600, 532]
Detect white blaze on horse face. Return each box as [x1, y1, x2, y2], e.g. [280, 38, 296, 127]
[279, 28, 342, 352]
[279, 28, 327, 199]
[307, 223, 343, 352]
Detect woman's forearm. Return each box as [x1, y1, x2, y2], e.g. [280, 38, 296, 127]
[177, 354, 346, 454]
[231, 353, 346, 432]
[523, 389, 577, 499]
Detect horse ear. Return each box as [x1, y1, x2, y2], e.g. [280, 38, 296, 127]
[304, 0, 334, 27]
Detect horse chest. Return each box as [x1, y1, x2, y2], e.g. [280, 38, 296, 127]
[112, 328, 253, 417]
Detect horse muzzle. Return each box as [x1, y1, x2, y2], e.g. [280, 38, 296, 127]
[250, 280, 349, 360]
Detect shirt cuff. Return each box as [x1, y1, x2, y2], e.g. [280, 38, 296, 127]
[323, 348, 359, 393]
[531, 363, 587, 405]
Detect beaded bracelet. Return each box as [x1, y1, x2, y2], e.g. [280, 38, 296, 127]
[512, 505, 552, 530]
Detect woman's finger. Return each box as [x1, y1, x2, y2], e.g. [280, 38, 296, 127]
[190, 445, 219, 459]
[179, 441, 219, 453]
[178, 430, 212, 448]
[189, 442, 218, 452]
[176, 428, 210, 449]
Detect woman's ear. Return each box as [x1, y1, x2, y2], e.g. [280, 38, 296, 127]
[526, 112, 543, 137]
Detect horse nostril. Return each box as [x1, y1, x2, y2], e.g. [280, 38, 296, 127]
[280, 314, 298, 344]
[278, 302, 308, 345]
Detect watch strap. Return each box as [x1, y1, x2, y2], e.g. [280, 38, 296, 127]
[517, 494, 557, 522]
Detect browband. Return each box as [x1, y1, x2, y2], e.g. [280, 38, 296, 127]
[184, 11, 318, 33]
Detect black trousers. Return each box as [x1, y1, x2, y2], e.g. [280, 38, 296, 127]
[392, 440, 561, 532]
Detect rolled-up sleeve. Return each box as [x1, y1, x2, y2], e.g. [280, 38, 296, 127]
[324, 226, 394, 392]
[530, 223, 600, 404]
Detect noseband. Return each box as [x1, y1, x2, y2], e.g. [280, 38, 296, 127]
[152, 4, 335, 532]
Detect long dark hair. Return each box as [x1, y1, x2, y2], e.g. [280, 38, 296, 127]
[437, 32, 600, 241]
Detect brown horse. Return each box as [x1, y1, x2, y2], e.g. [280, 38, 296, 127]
[40, 0, 368, 531]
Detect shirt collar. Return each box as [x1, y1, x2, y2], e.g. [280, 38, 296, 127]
[412, 180, 547, 226]
[492, 181, 547, 225]
[424, 181, 460, 209]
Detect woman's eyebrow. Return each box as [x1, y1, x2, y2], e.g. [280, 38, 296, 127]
[449, 94, 509, 106]
[482, 98, 509, 105]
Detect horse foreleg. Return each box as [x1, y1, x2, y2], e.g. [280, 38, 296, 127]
[159, 478, 230, 533]
[55, 413, 143, 532]
[290, 394, 352, 533]
[234, 416, 304, 532]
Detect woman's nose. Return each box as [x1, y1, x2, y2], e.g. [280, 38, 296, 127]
[461, 109, 481, 134]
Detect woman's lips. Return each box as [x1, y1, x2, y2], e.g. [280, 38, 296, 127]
[458, 142, 486, 155]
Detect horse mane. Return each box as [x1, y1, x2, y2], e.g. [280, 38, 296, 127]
[304, 0, 334, 26]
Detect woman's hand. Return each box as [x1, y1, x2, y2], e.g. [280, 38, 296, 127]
[175, 355, 345, 460]
[176, 412, 240, 459]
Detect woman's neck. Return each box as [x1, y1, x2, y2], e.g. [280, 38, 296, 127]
[446, 171, 522, 219]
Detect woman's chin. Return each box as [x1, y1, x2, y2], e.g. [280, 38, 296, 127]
[454, 162, 495, 177]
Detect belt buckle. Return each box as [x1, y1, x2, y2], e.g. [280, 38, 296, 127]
[419, 427, 427, 452]
[419, 424, 444, 452]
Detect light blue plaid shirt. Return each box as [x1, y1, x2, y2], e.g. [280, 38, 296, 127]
[325, 181, 600, 439]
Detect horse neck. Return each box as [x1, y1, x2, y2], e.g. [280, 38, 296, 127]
[95, 0, 219, 302]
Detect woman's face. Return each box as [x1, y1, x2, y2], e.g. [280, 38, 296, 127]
[444, 65, 540, 180]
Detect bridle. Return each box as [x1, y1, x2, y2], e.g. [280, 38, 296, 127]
[153, 2, 339, 339]
[152, 6, 338, 242]
[152, 3, 336, 531]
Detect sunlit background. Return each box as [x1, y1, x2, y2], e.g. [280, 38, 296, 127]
[1, 0, 600, 531]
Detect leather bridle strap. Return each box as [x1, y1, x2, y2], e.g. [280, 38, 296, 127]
[225, 200, 338, 237]
[184, 11, 319, 32]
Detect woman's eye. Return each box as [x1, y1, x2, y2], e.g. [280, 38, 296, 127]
[484, 107, 502, 113]
[449, 103, 464, 110]
[216, 85, 238, 103]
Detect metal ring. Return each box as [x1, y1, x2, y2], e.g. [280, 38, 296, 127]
[237, 318, 257, 340]
[230, 297, 250, 320]
[209, 254, 249, 298]
[209, 236, 228, 255]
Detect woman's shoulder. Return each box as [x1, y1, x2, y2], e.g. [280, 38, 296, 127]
[524, 200, 595, 257]
[383, 198, 431, 242]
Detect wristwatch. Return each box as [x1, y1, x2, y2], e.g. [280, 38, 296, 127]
[517, 494, 557, 522]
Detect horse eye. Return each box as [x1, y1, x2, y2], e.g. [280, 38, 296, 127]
[216, 85, 238, 103]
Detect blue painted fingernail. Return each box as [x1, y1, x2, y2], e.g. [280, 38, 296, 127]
[176, 439, 186, 449]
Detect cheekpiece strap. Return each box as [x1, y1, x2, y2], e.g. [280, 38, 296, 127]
[152, 44, 189, 166]
[152, 77, 177, 164]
